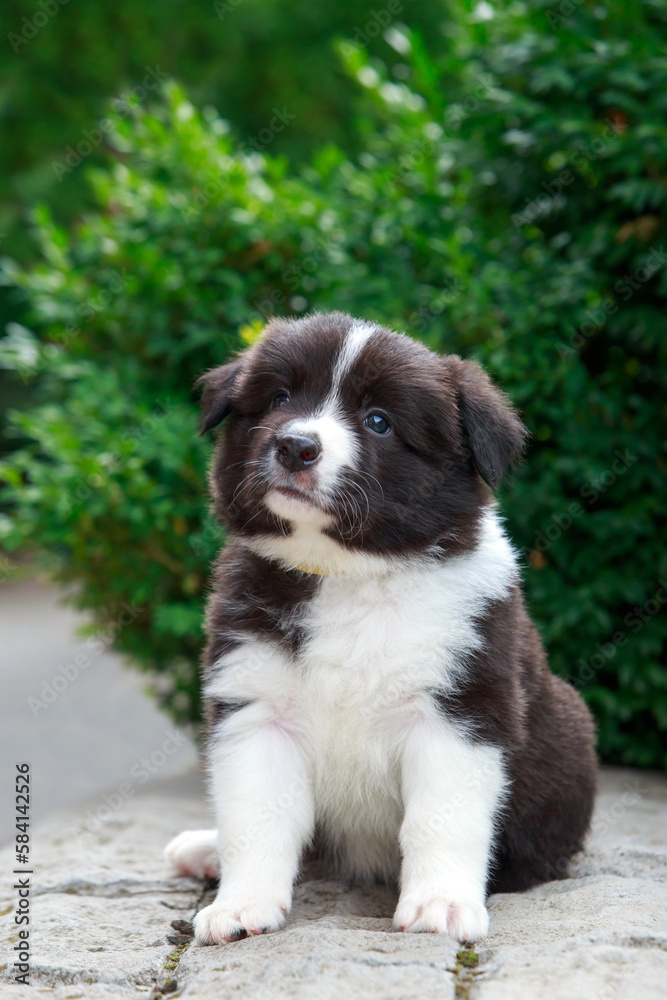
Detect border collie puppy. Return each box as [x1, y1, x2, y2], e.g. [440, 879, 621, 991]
[165, 311, 596, 945]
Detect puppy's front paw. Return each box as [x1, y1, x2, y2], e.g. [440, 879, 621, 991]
[165, 830, 220, 881]
[393, 895, 489, 943]
[194, 897, 288, 945]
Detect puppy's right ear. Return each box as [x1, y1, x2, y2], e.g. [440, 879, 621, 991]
[196, 359, 244, 434]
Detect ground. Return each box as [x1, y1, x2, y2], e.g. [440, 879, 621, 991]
[0, 578, 198, 843]
[0, 766, 665, 999]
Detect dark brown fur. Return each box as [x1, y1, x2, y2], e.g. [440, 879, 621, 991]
[437, 590, 596, 892]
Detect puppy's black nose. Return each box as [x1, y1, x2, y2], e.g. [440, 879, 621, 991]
[276, 433, 321, 472]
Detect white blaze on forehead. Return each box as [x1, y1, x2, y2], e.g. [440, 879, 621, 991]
[331, 321, 377, 395]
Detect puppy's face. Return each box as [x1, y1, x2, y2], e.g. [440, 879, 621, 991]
[199, 312, 526, 560]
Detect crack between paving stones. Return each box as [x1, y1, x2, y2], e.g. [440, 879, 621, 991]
[150, 883, 210, 997]
[354, 957, 445, 968]
[35, 878, 198, 898]
[613, 935, 667, 951]
[449, 949, 482, 1000]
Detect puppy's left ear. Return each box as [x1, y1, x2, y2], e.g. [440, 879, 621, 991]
[196, 358, 244, 434]
[455, 358, 528, 490]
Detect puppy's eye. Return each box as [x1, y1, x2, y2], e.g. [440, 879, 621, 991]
[272, 391, 290, 409]
[364, 412, 391, 435]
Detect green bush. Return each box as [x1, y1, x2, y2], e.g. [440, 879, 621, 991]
[2, 0, 666, 766]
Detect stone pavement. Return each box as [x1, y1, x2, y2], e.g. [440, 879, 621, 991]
[1, 767, 665, 999]
[0, 578, 198, 842]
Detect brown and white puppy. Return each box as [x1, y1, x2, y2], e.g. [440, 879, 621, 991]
[165, 311, 597, 945]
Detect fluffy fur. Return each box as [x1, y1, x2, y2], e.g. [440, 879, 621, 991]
[165, 311, 597, 945]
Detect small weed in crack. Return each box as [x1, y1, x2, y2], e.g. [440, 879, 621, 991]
[151, 939, 190, 997]
[151, 885, 209, 998]
[452, 948, 480, 999]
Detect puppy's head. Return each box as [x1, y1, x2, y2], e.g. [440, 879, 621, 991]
[198, 312, 526, 568]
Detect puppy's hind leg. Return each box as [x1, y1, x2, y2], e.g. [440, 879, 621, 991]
[165, 829, 220, 881]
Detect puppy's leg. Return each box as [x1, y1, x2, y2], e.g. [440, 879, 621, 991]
[165, 829, 220, 880]
[394, 715, 506, 943]
[194, 706, 314, 945]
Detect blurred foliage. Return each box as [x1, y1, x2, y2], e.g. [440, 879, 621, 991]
[1, 0, 666, 765]
[0, 0, 446, 252]
[0, 0, 445, 454]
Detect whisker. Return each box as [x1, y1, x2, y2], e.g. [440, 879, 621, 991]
[329, 481, 367, 541]
[354, 469, 384, 500]
[223, 458, 264, 473]
[230, 469, 267, 506]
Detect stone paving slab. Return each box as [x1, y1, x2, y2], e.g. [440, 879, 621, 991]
[1, 767, 665, 998]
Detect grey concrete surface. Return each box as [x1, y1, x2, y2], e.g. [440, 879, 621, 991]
[0, 577, 198, 843]
[0, 767, 665, 998]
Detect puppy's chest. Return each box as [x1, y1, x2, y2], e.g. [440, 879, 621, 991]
[296, 570, 473, 715]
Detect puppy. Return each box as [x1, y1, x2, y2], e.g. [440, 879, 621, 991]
[165, 311, 596, 945]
